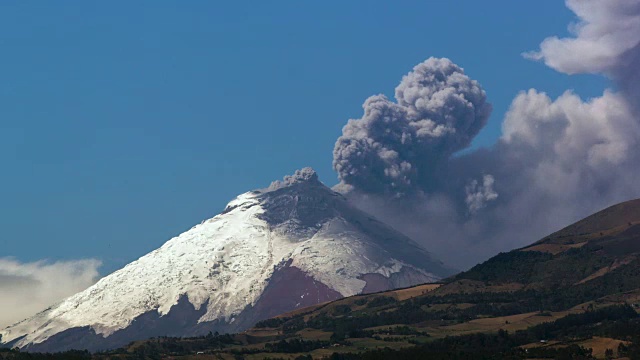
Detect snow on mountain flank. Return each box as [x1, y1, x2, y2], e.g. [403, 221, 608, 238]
[1, 168, 452, 351]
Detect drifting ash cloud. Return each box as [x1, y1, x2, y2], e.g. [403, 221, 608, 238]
[333, 0, 640, 269]
[0, 258, 101, 329]
[333, 58, 491, 197]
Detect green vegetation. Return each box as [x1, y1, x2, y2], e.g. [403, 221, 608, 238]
[264, 339, 329, 353]
[365, 296, 397, 308]
[453, 246, 614, 288]
[0, 348, 91, 360]
[91, 332, 236, 359]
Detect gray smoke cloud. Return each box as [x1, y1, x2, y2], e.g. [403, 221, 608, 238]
[333, 58, 491, 197]
[333, 0, 640, 269]
[0, 258, 101, 329]
[268, 167, 319, 191]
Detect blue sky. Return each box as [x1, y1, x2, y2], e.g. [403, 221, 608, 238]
[0, 1, 607, 274]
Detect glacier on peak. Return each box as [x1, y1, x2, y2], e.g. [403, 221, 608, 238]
[1, 168, 453, 352]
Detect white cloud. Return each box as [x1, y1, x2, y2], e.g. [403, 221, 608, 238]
[0, 258, 101, 329]
[502, 89, 639, 168]
[465, 175, 498, 214]
[524, 0, 640, 76]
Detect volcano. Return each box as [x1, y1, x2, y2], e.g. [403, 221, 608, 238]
[0, 168, 452, 352]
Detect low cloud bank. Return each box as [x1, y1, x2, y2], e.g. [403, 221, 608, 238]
[0, 258, 101, 329]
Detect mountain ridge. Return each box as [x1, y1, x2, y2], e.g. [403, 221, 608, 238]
[527, 198, 640, 247]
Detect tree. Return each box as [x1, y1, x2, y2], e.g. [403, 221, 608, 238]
[605, 348, 614, 359]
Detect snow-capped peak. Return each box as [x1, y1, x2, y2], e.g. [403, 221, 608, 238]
[1, 168, 452, 353]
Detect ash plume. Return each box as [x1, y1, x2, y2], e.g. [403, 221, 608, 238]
[333, 58, 491, 197]
[333, 0, 640, 269]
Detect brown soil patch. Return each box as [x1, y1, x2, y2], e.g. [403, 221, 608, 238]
[522, 242, 587, 255]
[577, 337, 630, 359]
[295, 328, 332, 341]
[434, 309, 583, 336]
[389, 283, 441, 301]
[576, 256, 636, 285]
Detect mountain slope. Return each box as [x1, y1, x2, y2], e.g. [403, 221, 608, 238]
[522, 198, 640, 257]
[446, 198, 640, 292]
[0, 168, 452, 353]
